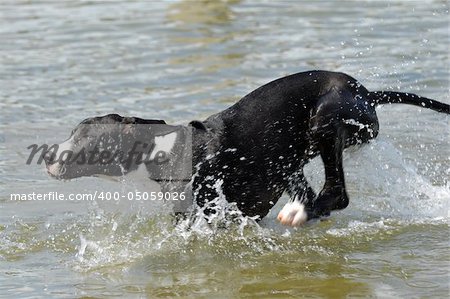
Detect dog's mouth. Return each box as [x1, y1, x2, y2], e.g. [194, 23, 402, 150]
[46, 162, 67, 180]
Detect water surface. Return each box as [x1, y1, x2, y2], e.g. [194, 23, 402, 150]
[0, 0, 449, 298]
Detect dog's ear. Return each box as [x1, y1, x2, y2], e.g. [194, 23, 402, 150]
[131, 117, 166, 125]
[189, 120, 207, 131]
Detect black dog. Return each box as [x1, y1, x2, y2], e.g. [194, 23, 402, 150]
[44, 70, 449, 226]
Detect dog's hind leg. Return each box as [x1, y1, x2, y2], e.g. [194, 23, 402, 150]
[278, 88, 352, 226]
[286, 170, 316, 204]
[307, 127, 349, 219]
[306, 88, 353, 220]
[277, 130, 350, 226]
[277, 171, 316, 226]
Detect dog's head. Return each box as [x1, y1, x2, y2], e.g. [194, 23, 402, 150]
[43, 114, 175, 180]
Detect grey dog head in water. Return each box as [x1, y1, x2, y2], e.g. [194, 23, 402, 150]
[43, 114, 186, 181]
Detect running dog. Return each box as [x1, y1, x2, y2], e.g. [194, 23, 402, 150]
[43, 71, 450, 226]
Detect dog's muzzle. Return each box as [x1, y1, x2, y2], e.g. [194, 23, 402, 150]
[43, 150, 66, 178]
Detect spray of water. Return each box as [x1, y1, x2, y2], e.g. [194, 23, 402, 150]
[71, 138, 448, 271]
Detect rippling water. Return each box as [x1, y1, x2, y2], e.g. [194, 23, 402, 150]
[0, 0, 449, 298]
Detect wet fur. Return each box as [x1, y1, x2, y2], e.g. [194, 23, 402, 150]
[46, 70, 450, 224]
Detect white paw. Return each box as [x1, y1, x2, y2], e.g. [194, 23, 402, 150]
[277, 201, 307, 227]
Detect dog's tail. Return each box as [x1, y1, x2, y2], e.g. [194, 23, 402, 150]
[369, 91, 450, 114]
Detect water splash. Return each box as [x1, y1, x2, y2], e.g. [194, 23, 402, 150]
[68, 137, 448, 271]
[342, 138, 449, 220]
